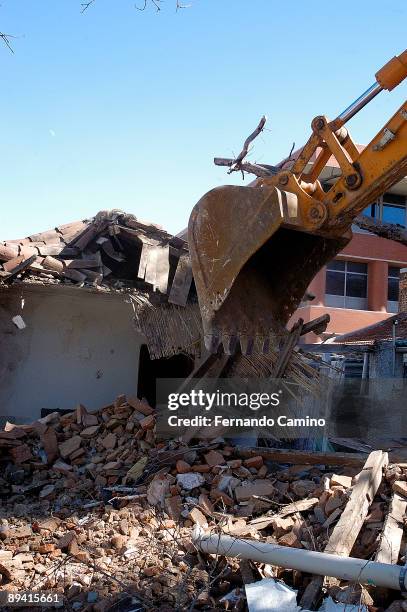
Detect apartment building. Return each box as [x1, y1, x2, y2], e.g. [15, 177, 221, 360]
[295, 151, 407, 343]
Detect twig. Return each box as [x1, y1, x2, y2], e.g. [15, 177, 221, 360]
[80, 0, 96, 12]
[136, 0, 162, 11]
[233, 115, 267, 166]
[0, 32, 16, 53]
[213, 115, 281, 179]
[214, 158, 277, 178]
[277, 141, 296, 169]
[136, 0, 192, 10]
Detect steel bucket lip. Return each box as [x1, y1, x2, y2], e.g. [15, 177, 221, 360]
[188, 184, 351, 354]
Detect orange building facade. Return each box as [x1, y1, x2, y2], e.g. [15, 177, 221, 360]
[292, 169, 407, 343]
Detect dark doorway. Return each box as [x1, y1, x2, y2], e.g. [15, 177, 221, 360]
[137, 344, 194, 407]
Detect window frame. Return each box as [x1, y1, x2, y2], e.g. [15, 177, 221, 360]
[361, 194, 407, 227]
[325, 260, 368, 310]
[387, 266, 400, 313]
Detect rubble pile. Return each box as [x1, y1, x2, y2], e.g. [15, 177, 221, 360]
[0, 396, 407, 610]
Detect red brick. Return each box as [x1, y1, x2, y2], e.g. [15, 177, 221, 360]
[176, 460, 191, 474]
[243, 456, 263, 470]
[204, 450, 225, 466]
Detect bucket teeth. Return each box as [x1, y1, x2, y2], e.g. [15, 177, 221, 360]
[204, 333, 221, 353]
[205, 331, 279, 355]
[221, 334, 238, 355]
[238, 334, 254, 355]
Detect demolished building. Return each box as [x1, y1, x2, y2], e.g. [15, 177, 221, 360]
[0, 210, 200, 424]
[0, 210, 321, 427]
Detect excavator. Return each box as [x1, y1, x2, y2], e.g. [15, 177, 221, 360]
[188, 49, 407, 356]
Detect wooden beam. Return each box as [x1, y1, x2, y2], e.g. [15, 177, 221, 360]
[235, 447, 367, 467]
[168, 253, 193, 307]
[300, 314, 330, 337]
[301, 343, 373, 354]
[272, 319, 303, 378]
[325, 450, 388, 556]
[2, 254, 37, 280]
[376, 492, 407, 565]
[300, 450, 388, 609]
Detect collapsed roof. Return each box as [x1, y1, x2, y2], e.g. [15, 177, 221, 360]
[0, 210, 201, 359]
[0, 210, 193, 307]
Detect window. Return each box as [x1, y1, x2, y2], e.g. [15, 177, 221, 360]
[387, 266, 400, 313]
[361, 194, 406, 227]
[325, 260, 368, 309]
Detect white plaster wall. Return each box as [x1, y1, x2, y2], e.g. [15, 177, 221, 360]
[0, 284, 144, 424]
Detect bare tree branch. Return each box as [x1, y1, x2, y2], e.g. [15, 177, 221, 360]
[80, 0, 96, 12]
[213, 115, 279, 179]
[81, 0, 192, 12]
[232, 115, 267, 167]
[0, 32, 16, 53]
[354, 215, 407, 246]
[214, 157, 277, 178]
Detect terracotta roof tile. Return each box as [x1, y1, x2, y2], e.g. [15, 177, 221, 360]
[0, 209, 192, 306]
[334, 312, 407, 345]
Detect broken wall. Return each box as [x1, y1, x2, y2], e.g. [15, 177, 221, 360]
[0, 284, 144, 424]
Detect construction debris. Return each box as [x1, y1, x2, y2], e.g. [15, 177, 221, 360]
[1, 398, 407, 610]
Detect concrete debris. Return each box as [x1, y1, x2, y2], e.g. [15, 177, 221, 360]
[11, 315, 26, 329]
[0, 404, 406, 609]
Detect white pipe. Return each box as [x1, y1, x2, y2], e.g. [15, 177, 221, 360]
[193, 528, 407, 592]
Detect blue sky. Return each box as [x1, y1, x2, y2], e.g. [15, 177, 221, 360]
[1, 0, 406, 238]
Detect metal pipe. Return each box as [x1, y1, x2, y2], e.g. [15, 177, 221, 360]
[393, 319, 399, 376]
[337, 81, 383, 124]
[193, 528, 407, 591]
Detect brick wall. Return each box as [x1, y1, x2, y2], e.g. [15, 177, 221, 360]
[399, 268, 407, 313]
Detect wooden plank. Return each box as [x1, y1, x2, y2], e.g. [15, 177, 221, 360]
[138, 237, 156, 284]
[65, 256, 101, 269]
[63, 269, 87, 283]
[69, 223, 100, 249]
[325, 450, 388, 557]
[301, 450, 388, 608]
[2, 254, 37, 278]
[168, 253, 193, 307]
[300, 314, 330, 336]
[376, 492, 407, 565]
[301, 343, 372, 354]
[154, 245, 170, 293]
[235, 447, 367, 467]
[272, 320, 303, 378]
[248, 498, 319, 530]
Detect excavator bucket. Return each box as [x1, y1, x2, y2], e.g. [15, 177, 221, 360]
[188, 184, 350, 354]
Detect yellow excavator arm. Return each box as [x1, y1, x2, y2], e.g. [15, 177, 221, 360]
[188, 50, 407, 354]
